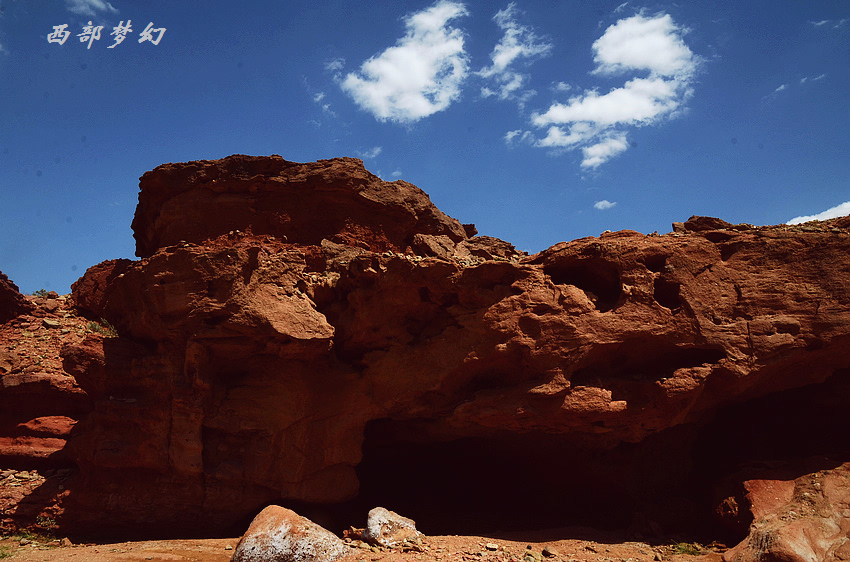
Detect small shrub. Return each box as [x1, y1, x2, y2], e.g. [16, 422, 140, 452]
[36, 515, 56, 535]
[0, 545, 14, 558]
[31, 289, 49, 298]
[672, 542, 703, 555]
[86, 319, 118, 337]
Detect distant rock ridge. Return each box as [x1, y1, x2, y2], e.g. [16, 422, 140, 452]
[1, 155, 848, 555]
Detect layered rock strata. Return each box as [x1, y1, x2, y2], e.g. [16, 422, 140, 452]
[3, 156, 848, 546]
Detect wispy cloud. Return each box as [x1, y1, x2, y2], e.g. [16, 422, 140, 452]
[504, 129, 533, 145]
[325, 58, 345, 72]
[65, 0, 118, 16]
[311, 91, 336, 117]
[357, 146, 383, 159]
[477, 3, 552, 103]
[766, 73, 827, 100]
[528, 12, 699, 168]
[594, 199, 617, 210]
[787, 201, 850, 225]
[810, 19, 848, 30]
[340, 0, 470, 123]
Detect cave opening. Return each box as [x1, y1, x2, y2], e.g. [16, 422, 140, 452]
[349, 421, 638, 537]
[543, 258, 622, 312]
[285, 368, 850, 547]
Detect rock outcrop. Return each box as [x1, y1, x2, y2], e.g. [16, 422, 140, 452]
[722, 461, 850, 562]
[4, 155, 847, 546]
[0, 272, 34, 324]
[131, 155, 469, 259]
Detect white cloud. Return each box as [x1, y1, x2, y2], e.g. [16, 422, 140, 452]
[340, 0, 470, 123]
[528, 12, 698, 168]
[591, 13, 697, 79]
[594, 199, 617, 210]
[552, 81, 572, 92]
[313, 92, 326, 103]
[477, 3, 552, 102]
[774, 83, 787, 93]
[325, 58, 345, 72]
[65, 0, 118, 16]
[391, 169, 403, 178]
[504, 129, 534, 146]
[787, 201, 850, 225]
[582, 133, 629, 169]
[357, 146, 383, 159]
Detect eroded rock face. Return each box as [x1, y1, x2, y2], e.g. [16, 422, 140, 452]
[131, 155, 468, 259]
[0, 272, 34, 324]
[56, 155, 850, 537]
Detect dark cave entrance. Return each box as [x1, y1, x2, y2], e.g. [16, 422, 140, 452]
[351, 422, 637, 536]
[290, 368, 850, 545]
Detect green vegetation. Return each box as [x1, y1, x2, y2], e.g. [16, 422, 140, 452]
[31, 289, 49, 298]
[86, 318, 118, 337]
[672, 542, 703, 555]
[0, 545, 13, 559]
[35, 516, 56, 535]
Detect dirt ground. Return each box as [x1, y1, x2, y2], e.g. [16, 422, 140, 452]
[0, 531, 725, 562]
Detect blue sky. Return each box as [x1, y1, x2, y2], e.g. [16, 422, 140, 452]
[0, 0, 848, 294]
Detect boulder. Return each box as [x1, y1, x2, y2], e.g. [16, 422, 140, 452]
[723, 461, 850, 562]
[363, 507, 423, 548]
[231, 505, 347, 562]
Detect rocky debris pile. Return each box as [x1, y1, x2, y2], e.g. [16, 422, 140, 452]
[0, 279, 97, 533]
[0, 287, 92, 471]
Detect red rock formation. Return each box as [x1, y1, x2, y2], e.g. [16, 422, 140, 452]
[0, 271, 35, 324]
[43, 155, 850, 541]
[131, 155, 468, 259]
[722, 460, 850, 562]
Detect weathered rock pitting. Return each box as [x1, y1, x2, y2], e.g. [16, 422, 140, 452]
[2, 156, 849, 551]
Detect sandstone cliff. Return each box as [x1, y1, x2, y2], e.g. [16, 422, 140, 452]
[2, 156, 849, 557]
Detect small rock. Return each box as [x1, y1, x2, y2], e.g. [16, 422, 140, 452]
[542, 546, 559, 557]
[60, 537, 74, 547]
[485, 543, 499, 551]
[20, 538, 31, 545]
[363, 507, 423, 548]
[42, 319, 62, 329]
[654, 553, 663, 561]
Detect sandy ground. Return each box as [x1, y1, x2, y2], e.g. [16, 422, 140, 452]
[1, 532, 725, 562]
